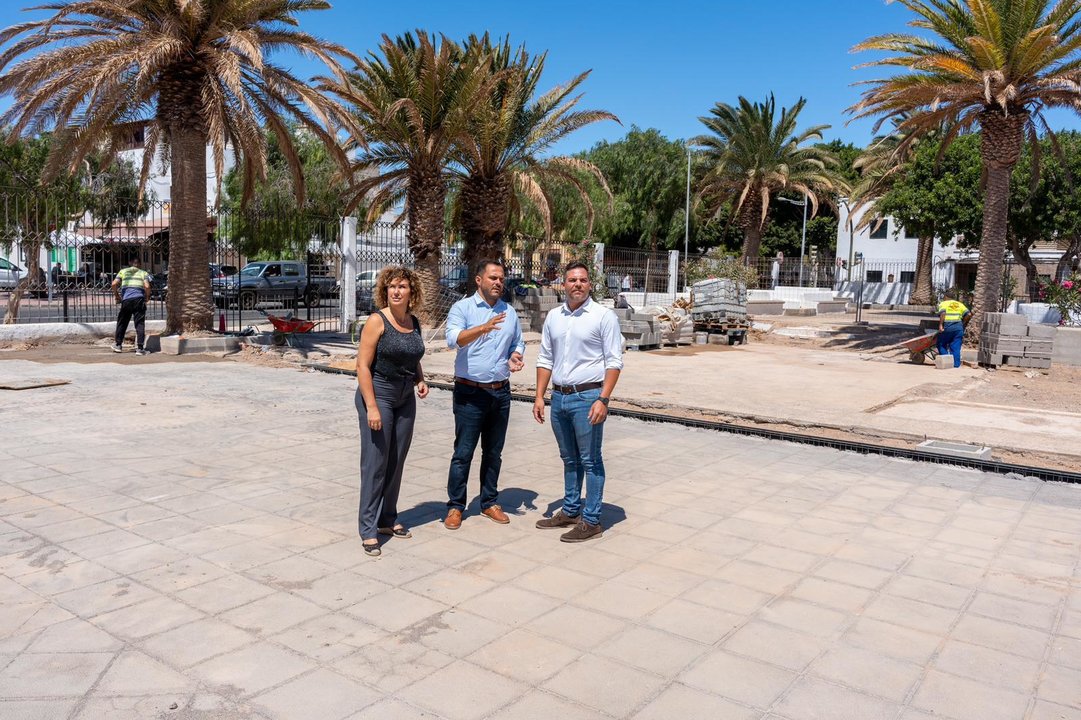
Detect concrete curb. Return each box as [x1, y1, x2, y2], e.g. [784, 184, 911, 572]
[0, 320, 167, 346]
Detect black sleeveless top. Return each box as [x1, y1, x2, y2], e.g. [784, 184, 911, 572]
[370, 311, 425, 381]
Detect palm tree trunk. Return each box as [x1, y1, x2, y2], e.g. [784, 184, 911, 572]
[165, 123, 212, 333]
[460, 174, 511, 269]
[738, 194, 764, 260]
[970, 111, 1026, 343]
[910, 235, 934, 305]
[3, 241, 40, 324]
[407, 169, 447, 325]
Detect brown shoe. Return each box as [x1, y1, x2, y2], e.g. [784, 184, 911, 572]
[560, 520, 603, 543]
[444, 508, 462, 530]
[536, 510, 579, 529]
[480, 505, 510, 524]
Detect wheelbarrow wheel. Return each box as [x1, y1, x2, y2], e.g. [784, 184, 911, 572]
[271, 329, 287, 347]
[910, 351, 926, 365]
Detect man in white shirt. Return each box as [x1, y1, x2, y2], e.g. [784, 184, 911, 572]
[533, 262, 623, 542]
[443, 260, 525, 530]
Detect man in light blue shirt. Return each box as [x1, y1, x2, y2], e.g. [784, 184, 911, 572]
[443, 260, 525, 530]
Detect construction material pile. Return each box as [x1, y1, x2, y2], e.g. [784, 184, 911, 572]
[612, 304, 693, 350]
[511, 287, 560, 333]
[979, 313, 1056, 369]
[690, 278, 747, 322]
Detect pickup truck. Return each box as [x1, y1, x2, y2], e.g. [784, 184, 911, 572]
[212, 260, 337, 310]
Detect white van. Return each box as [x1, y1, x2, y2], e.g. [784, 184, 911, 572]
[0, 258, 22, 290]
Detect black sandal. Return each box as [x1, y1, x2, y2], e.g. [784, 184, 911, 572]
[377, 526, 412, 538]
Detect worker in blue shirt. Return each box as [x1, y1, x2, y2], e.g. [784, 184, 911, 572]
[443, 259, 525, 530]
[937, 289, 972, 368]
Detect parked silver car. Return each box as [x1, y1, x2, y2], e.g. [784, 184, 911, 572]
[0, 258, 22, 290]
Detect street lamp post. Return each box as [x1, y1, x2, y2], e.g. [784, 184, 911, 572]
[777, 194, 808, 286]
[684, 145, 691, 280]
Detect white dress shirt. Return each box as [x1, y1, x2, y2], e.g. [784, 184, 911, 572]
[536, 297, 624, 386]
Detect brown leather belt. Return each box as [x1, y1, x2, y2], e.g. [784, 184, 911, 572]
[454, 377, 509, 390]
[552, 381, 604, 394]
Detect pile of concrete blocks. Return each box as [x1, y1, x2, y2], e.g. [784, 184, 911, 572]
[979, 312, 1056, 369]
[690, 278, 747, 321]
[510, 287, 560, 333]
[611, 306, 661, 350]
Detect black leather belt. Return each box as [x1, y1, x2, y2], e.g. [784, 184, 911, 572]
[552, 381, 604, 394]
[455, 377, 509, 390]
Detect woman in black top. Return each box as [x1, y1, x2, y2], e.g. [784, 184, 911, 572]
[355, 266, 428, 556]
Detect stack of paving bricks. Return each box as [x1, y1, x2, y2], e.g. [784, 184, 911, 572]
[612, 306, 662, 350]
[510, 287, 560, 333]
[690, 278, 748, 322]
[979, 312, 1056, 369]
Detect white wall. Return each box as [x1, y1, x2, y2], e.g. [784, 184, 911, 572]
[836, 202, 961, 266]
[118, 144, 233, 206]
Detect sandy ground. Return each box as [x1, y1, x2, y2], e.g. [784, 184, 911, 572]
[5, 326, 1080, 472]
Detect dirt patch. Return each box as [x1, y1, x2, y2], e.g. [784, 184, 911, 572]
[962, 365, 1081, 412]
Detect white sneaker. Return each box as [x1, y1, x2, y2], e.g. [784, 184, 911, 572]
[111, 345, 122, 353]
[135, 348, 147, 356]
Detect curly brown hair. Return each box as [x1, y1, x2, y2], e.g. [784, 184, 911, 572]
[374, 265, 423, 312]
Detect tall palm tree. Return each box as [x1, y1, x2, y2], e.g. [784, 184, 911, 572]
[849, 0, 1081, 338]
[452, 35, 618, 267]
[0, 0, 355, 334]
[324, 31, 489, 320]
[694, 95, 845, 260]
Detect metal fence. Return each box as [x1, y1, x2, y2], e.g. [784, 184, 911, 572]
[742, 256, 836, 290]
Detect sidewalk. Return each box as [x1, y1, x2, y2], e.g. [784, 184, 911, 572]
[1, 358, 1080, 719]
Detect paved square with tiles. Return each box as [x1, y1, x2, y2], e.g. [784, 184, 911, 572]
[1, 358, 1080, 720]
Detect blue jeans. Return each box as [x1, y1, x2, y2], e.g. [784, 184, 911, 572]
[447, 383, 511, 510]
[550, 388, 605, 526]
[937, 322, 964, 368]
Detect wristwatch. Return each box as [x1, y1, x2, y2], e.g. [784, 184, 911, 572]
[597, 397, 610, 406]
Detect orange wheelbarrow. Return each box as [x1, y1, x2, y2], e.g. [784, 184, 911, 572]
[262, 310, 326, 347]
[899, 331, 940, 364]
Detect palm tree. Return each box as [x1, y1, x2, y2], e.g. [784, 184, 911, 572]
[694, 95, 845, 261]
[452, 35, 618, 267]
[324, 31, 489, 320]
[0, 0, 355, 334]
[849, 0, 1081, 338]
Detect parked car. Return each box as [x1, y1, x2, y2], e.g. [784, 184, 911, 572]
[356, 269, 379, 290]
[213, 260, 337, 310]
[0, 258, 23, 290]
[210, 263, 238, 279]
[149, 272, 168, 301]
[439, 266, 472, 295]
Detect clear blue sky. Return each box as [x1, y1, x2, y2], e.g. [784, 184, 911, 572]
[2, 0, 1080, 154]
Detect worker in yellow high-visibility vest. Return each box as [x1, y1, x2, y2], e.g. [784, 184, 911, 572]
[110, 254, 151, 355]
[936, 289, 971, 368]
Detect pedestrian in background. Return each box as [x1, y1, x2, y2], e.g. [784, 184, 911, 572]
[110, 255, 150, 355]
[443, 260, 525, 530]
[533, 262, 623, 543]
[355, 266, 429, 557]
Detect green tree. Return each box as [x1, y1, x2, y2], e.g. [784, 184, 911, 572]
[325, 31, 490, 321]
[587, 127, 689, 250]
[1009, 132, 1081, 291]
[453, 35, 616, 267]
[695, 95, 848, 259]
[850, 0, 1081, 339]
[0, 131, 147, 323]
[221, 128, 348, 258]
[874, 134, 984, 298]
[0, 0, 355, 333]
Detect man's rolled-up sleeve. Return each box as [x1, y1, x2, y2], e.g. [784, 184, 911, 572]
[445, 301, 466, 348]
[600, 312, 624, 371]
[536, 311, 554, 370]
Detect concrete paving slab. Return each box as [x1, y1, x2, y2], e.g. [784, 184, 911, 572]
[2, 358, 1081, 718]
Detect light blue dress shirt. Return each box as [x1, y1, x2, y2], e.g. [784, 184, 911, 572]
[446, 293, 525, 383]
